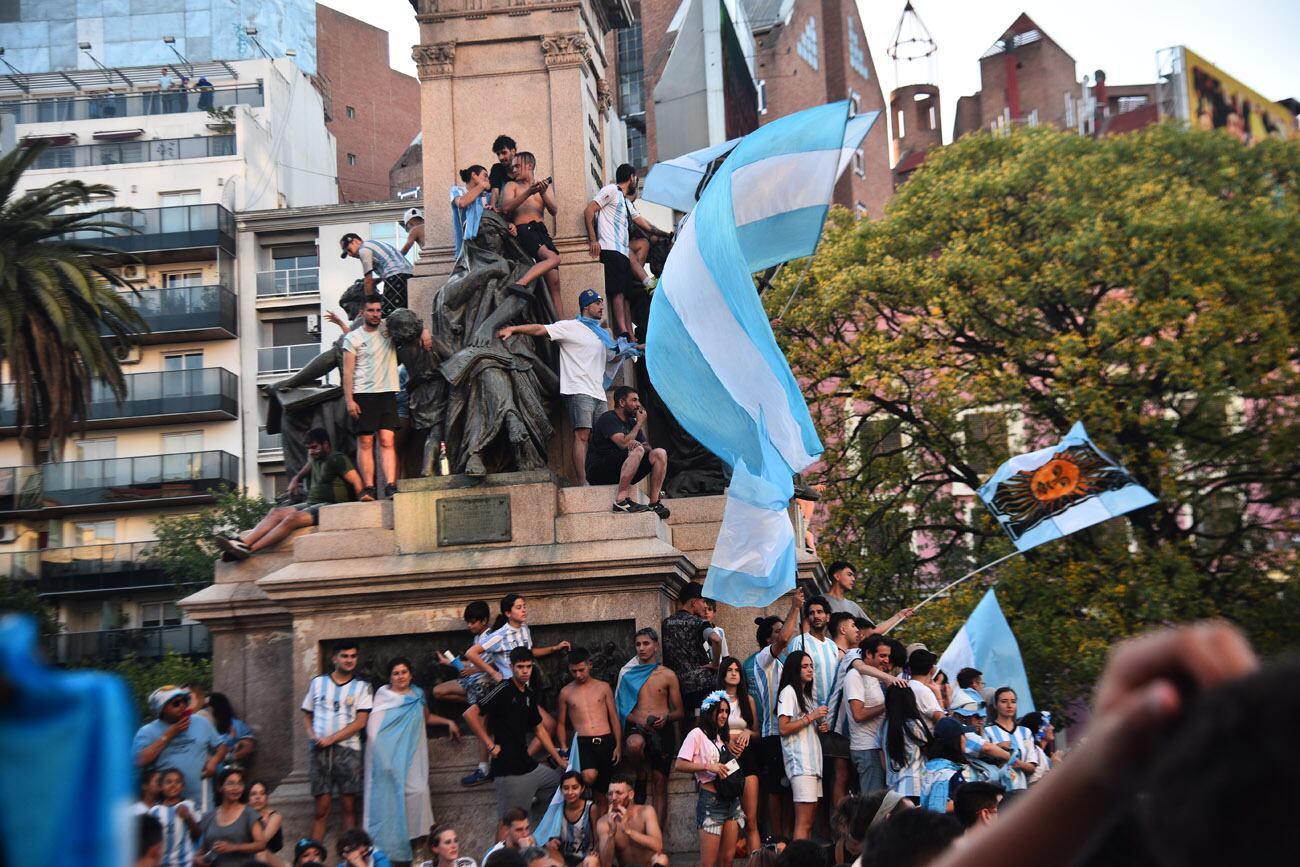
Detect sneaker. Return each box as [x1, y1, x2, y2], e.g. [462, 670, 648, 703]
[648, 500, 671, 519]
[461, 768, 490, 787]
[212, 535, 251, 561]
[612, 498, 649, 513]
[359, 487, 376, 502]
[384, 483, 398, 498]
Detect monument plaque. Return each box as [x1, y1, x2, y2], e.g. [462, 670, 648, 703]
[436, 495, 512, 546]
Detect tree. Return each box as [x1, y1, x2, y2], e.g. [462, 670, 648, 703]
[0, 145, 146, 441]
[772, 124, 1300, 715]
[109, 653, 212, 721]
[145, 488, 272, 590]
[0, 579, 60, 638]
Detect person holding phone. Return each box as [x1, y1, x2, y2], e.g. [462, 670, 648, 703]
[134, 685, 228, 810]
[777, 651, 827, 841]
[674, 692, 744, 867]
[499, 151, 561, 313]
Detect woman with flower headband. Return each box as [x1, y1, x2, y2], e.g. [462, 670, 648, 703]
[674, 690, 744, 867]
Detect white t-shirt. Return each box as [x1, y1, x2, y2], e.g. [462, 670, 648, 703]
[777, 684, 823, 778]
[842, 670, 885, 751]
[342, 325, 400, 393]
[592, 183, 638, 256]
[909, 679, 943, 730]
[544, 319, 609, 401]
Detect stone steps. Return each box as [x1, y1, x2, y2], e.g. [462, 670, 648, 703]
[669, 522, 720, 553]
[661, 494, 727, 525]
[317, 499, 394, 530]
[293, 527, 398, 562]
[557, 483, 648, 514]
[555, 510, 670, 544]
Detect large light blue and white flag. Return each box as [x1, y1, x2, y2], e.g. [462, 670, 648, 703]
[533, 734, 583, 844]
[648, 101, 871, 608]
[937, 589, 1035, 714]
[978, 421, 1158, 552]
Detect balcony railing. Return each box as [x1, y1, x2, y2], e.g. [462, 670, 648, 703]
[0, 367, 238, 432]
[34, 542, 170, 596]
[29, 134, 236, 171]
[258, 343, 320, 375]
[0, 450, 240, 515]
[43, 623, 211, 664]
[0, 550, 40, 581]
[258, 426, 284, 454]
[66, 203, 235, 256]
[256, 267, 320, 298]
[1, 83, 264, 124]
[107, 284, 239, 342]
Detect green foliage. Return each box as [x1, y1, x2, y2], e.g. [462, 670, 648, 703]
[0, 578, 60, 637]
[108, 652, 212, 721]
[145, 487, 272, 589]
[773, 124, 1300, 715]
[0, 145, 146, 441]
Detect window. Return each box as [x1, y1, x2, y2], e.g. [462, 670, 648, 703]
[346, 153, 357, 166]
[272, 245, 319, 271]
[163, 351, 204, 371]
[797, 17, 819, 71]
[626, 125, 647, 168]
[896, 109, 906, 139]
[1027, 108, 1040, 127]
[75, 438, 117, 461]
[854, 201, 868, 216]
[369, 221, 417, 264]
[72, 520, 116, 546]
[346, 105, 356, 119]
[617, 24, 645, 117]
[756, 79, 768, 116]
[857, 416, 904, 463]
[270, 317, 312, 346]
[962, 413, 1010, 476]
[849, 90, 861, 118]
[162, 431, 204, 454]
[140, 602, 182, 628]
[1117, 95, 1149, 114]
[847, 17, 871, 80]
[163, 271, 204, 288]
[158, 190, 201, 206]
[928, 105, 937, 131]
[853, 148, 865, 177]
[1064, 92, 1076, 128]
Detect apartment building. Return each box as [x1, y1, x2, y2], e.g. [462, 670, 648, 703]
[0, 57, 336, 664]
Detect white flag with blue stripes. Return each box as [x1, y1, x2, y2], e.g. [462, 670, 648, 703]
[648, 101, 869, 607]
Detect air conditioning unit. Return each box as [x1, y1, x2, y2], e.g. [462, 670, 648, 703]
[306, 314, 322, 336]
[118, 264, 147, 283]
[114, 345, 143, 365]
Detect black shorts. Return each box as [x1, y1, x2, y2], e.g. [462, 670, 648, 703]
[759, 735, 786, 788]
[380, 273, 411, 315]
[354, 392, 400, 434]
[516, 221, 558, 261]
[586, 449, 652, 487]
[577, 734, 617, 792]
[600, 249, 635, 298]
[625, 721, 676, 774]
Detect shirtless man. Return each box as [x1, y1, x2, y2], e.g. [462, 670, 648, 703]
[595, 774, 668, 867]
[500, 151, 561, 313]
[556, 648, 621, 818]
[619, 628, 683, 825]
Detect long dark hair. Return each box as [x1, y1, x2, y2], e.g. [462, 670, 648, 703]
[698, 697, 730, 741]
[492, 593, 523, 630]
[717, 656, 756, 730]
[207, 692, 235, 735]
[884, 685, 931, 771]
[777, 650, 814, 716]
[924, 730, 967, 764]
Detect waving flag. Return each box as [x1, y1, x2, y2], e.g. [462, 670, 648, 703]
[978, 422, 1157, 552]
[533, 734, 582, 844]
[648, 101, 869, 607]
[937, 589, 1035, 714]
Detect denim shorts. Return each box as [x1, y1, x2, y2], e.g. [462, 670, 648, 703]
[565, 394, 605, 430]
[695, 787, 744, 835]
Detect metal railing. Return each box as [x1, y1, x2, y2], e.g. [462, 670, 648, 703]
[1, 83, 264, 124]
[65, 203, 235, 255]
[108, 284, 239, 338]
[29, 134, 236, 170]
[257, 343, 320, 374]
[0, 367, 238, 430]
[43, 623, 211, 664]
[258, 427, 284, 453]
[256, 267, 320, 298]
[0, 550, 40, 581]
[0, 450, 240, 513]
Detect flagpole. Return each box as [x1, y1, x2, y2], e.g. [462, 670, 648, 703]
[905, 549, 1025, 617]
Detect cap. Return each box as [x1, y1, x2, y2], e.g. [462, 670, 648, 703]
[949, 687, 986, 717]
[339, 233, 362, 258]
[148, 685, 191, 714]
[905, 642, 929, 657]
[934, 716, 966, 740]
[402, 207, 423, 226]
[577, 288, 602, 310]
[295, 838, 327, 860]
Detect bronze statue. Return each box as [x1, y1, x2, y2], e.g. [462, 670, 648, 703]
[386, 308, 448, 476]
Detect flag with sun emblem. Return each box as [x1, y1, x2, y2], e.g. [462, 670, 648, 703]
[978, 422, 1157, 552]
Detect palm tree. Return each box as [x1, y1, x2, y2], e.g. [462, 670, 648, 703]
[0, 144, 146, 444]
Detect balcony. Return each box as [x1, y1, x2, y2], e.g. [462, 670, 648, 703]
[258, 426, 284, 460]
[33, 542, 170, 597]
[258, 343, 320, 375]
[0, 550, 40, 581]
[0, 367, 238, 434]
[67, 204, 235, 257]
[1, 83, 264, 125]
[256, 267, 320, 301]
[28, 134, 236, 171]
[0, 450, 240, 517]
[43, 623, 211, 664]
[108, 285, 239, 343]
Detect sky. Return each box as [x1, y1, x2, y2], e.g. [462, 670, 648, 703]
[321, 0, 1300, 141]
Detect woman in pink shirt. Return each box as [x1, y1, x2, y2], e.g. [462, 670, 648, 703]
[674, 691, 744, 867]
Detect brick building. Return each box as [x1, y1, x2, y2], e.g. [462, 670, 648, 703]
[316, 3, 421, 202]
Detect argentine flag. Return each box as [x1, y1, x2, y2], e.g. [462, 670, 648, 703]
[533, 735, 583, 844]
[647, 101, 876, 607]
[937, 589, 1035, 714]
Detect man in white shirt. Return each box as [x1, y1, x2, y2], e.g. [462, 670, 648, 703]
[342, 296, 401, 499]
[844, 635, 893, 793]
[907, 648, 946, 729]
[498, 289, 634, 487]
[582, 163, 668, 340]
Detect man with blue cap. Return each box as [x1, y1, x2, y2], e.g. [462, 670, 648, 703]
[498, 288, 640, 488]
[133, 685, 227, 809]
[949, 687, 1012, 765]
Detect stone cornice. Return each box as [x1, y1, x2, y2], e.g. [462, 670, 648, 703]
[413, 41, 456, 80]
[416, 1, 582, 25]
[541, 31, 591, 69]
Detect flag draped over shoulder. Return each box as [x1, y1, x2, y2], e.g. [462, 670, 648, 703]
[648, 101, 873, 608]
[978, 421, 1157, 552]
[615, 660, 658, 724]
[937, 589, 1035, 714]
[363, 686, 434, 862]
[533, 735, 583, 844]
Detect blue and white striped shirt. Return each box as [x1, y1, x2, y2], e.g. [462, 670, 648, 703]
[827, 647, 860, 737]
[883, 719, 927, 797]
[149, 801, 200, 867]
[786, 632, 842, 708]
[777, 685, 823, 778]
[476, 622, 533, 679]
[301, 674, 374, 751]
[748, 646, 784, 738]
[358, 239, 412, 279]
[592, 183, 637, 256]
[985, 723, 1037, 790]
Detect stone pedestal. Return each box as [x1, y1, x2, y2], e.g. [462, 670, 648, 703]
[183, 474, 824, 861]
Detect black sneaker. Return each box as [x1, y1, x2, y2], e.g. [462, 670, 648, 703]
[212, 535, 251, 560]
[648, 500, 671, 519]
[384, 483, 398, 498]
[612, 498, 649, 513]
[359, 487, 376, 502]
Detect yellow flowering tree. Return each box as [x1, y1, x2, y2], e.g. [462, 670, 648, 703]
[771, 123, 1300, 715]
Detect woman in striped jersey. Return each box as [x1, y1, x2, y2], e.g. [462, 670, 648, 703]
[882, 685, 931, 801]
[985, 687, 1039, 790]
[776, 650, 828, 840]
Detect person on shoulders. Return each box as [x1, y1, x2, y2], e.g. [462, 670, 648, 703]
[585, 387, 668, 516]
[823, 561, 913, 634]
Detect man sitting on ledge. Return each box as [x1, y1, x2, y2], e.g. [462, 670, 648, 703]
[586, 386, 669, 518]
[214, 427, 364, 560]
